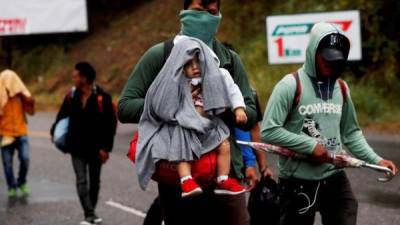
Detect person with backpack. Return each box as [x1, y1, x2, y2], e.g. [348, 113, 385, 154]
[118, 1, 257, 225]
[0, 69, 35, 198]
[261, 22, 397, 225]
[51, 62, 117, 225]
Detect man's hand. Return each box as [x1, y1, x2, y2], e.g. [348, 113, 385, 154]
[245, 167, 259, 191]
[253, 148, 274, 178]
[99, 150, 109, 164]
[262, 167, 274, 178]
[311, 144, 331, 163]
[378, 159, 398, 175]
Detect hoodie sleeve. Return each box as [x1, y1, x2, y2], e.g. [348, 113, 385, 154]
[340, 85, 382, 164]
[261, 75, 317, 155]
[230, 51, 257, 130]
[118, 43, 165, 123]
[219, 68, 245, 111]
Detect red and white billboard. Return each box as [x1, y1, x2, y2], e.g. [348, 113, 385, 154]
[266, 10, 362, 64]
[0, 0, 88, 36]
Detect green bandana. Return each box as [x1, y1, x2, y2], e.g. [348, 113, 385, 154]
[180, 10, 222, 47]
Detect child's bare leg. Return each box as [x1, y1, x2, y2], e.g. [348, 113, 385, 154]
[216, 139, 231, 181]
[177, 161, 192, 182]
[214, 140, 245, 194]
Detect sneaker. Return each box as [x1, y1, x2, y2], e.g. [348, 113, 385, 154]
[181, 178, 203, 198]
[7, 188, 17, 198]
[80, 217, 95, 225]
[214, 178, 246, 195]
[19, 184, 29, 196]
[93, 215, 103, 224]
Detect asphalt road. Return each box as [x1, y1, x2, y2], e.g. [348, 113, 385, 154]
[0, 112, 399, 225]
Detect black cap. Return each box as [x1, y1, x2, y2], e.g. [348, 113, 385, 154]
[320, 48, 345, 61]
[317, 33, 350, 62]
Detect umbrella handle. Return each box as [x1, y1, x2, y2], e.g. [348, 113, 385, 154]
[363, 163, 395, 182]
[236, 140, 395, 183]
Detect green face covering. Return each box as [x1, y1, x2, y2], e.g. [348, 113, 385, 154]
[180, 10, 222, 47]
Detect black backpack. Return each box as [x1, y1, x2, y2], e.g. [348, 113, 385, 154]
[248, 176, 280, 225]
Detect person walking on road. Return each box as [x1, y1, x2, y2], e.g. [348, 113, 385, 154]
[261, 22, 398, 225]
[51, 62, 117, 225]
[118, 1, 258, 225]
[136, 36, 247, 197]
[0, 69, 35, 198]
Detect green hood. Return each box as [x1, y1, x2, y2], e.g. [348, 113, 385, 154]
[301, 22, 348, 79]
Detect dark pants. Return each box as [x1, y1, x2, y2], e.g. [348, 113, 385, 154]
[71, 154, 102, 218]
[279, 171, 358, 225]
[143, 196, 163, 225]
[1, 136, 30, 190]
[158, 183, 250, 225]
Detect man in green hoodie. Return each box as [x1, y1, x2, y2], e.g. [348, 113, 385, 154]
[261, 22, 397, 225]
[118, 1, 257, 225]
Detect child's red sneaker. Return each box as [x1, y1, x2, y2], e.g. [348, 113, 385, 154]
[214, 177, 246, 195]
[181, 178, 203, 198]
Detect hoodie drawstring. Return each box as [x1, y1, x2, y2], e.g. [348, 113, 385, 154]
[317, 81, 323, 100]
[317, 78, 331, 102]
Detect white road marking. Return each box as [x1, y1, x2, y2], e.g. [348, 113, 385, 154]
[105, 199, 146, 218]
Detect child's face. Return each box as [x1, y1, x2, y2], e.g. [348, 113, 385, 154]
[184, 56, 201, 78]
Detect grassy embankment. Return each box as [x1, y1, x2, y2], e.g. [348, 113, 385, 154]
[7, 0, 400, 132]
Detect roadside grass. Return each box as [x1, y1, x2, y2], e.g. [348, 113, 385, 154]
[12, 44, 70, 83]
[7, 0, 399, 132]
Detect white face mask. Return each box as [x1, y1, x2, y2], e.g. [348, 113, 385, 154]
[190, 77, 202, 86]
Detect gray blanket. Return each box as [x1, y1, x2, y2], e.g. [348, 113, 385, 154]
[136, 36, 232, 190]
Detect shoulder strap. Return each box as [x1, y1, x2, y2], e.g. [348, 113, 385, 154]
[66, 87, 76, 102]
[94, 86, 105, 113]
[222, 50, 235, 78]
[163, 38, 174, 65]
[292, 72, 301, 111]
[284, 72, 301, 126]
[220, 44, 235, 76]
[97, 95, 104, 113]
[337, 79, 348, 104]
[219, 41, 235, 77]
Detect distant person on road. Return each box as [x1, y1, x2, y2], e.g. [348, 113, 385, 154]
[261, 22, 398, 225]
[118, 1, 258, 224]
[51, 62, 117, 225]
[0, 69, 35, 198]
[136, 36, 247, 197]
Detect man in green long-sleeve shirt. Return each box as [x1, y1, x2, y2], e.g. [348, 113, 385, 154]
[261, 22, 397, 225]
[118, 1, 257, 225]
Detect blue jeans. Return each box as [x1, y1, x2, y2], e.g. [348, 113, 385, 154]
[1, 136, 30, 190]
